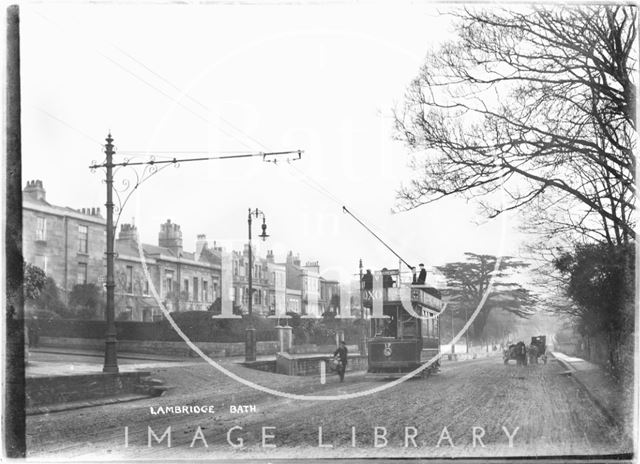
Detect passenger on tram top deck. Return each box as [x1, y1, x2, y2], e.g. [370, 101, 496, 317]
[362, 269, 373, 290]
[412, 263, 427, 285]
[381, 268, 395, 288]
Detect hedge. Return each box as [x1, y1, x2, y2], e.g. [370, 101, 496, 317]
[37, 312, 278, 343]
[37, 311, 366, 345]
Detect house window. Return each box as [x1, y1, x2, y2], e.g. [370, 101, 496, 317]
[78, 225, 88, 253]
[77, 263, 88, 285]
[165, 270, 174, 296]
[36, 217, 46, 241]
[203, 280, 209, 302]
[193, 277, 199, 302]
[126, 265, 133, 293]
[184, 279, 189, 300]
[143, 279, 149, 295]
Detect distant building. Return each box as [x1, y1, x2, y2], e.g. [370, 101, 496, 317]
[283, 251, 302, 314]
[320, 277, 341, 314]
[301, 261, 321, 317]
[22, 180, 106, 303]
[114, 221, 221, 321]
[232, 245, 270, 315]
[281, 252, 321, 317]
[22, 180, 340, 322]
[266, 250, 286, 316]
[22, 180, 222, 321]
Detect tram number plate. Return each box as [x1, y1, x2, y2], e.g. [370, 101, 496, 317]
[383, 343, 392, 357]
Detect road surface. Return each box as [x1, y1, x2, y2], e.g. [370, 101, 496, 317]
[26, 355, 631, 459]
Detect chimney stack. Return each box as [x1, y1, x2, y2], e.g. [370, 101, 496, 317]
[23, 180, 46, 202]
[196, 234, 207, 259]
[118, 223, 139, 244]
[158, 219, 183, 255]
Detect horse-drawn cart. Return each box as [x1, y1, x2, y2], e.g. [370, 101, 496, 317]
[528, 335, 548, 364]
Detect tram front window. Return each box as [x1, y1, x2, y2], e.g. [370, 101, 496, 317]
[401, 312, 417, 339]
[372, 307, 398, 338]
[373, 316, 397, 337]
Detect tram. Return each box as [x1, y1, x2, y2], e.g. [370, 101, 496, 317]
[363, 268, 443, 379]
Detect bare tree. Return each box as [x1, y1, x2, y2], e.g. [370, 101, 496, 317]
[394, 6, 636, 246]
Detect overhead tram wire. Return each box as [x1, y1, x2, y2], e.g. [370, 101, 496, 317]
[275, 159, 414, 269]
[282, 161, 413, 265]
[33, 10, 258, 152]
[31, 106, 105, 147]
[96, 53, 255, 151]
[342, 206, 413, 269]
[89, 150, 302, 169]
[109, 43, 270, 152]
[33, 11, 304, 170]
[33, 10, 412, 267]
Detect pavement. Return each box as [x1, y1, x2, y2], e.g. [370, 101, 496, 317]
[551, 351, 632, 435]
[26, 345, 627, 433]
[26, 347, 203, 378]
[27, 354, 631, 459]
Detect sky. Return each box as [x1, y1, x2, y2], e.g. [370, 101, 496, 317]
[20, 1, 526, 282]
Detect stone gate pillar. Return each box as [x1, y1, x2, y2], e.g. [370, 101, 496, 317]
[277, 325, 293, 353]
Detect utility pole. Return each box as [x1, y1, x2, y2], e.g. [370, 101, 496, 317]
[91, 134, 300, 372]
[6, 5, 26, 457]
[248, 209, 253, 317]
[103, 134, 118, 373]
[451, 306, 455, 356]
[359, 258, 366, 355]
[464, 305, 469, 354]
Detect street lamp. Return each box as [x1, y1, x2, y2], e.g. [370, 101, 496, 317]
[246, 208, 268, 362]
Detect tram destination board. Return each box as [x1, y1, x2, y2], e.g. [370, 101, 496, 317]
[6, 1, 636, 463]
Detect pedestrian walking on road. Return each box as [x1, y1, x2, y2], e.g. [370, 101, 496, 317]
[516, 341, 528, 366]
[528, 344, 538, 364]
[333, 340, 348, 382]
[28, 316, 40, 348]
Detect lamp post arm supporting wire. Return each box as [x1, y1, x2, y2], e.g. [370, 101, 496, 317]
[342, 206, 413, 269]
[89, 150, 302, 169]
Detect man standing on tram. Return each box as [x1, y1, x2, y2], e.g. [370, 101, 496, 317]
[412, 263, 427, 285]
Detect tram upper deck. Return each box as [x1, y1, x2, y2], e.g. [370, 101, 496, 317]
[361, 268, 444, 313]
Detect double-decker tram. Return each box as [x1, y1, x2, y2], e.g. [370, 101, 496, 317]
[363, 268, 443, 379]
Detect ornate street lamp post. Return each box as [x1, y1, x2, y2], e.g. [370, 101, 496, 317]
[246, 208, 268, 362]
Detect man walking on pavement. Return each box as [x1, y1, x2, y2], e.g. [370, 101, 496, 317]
[334, 340, 348, 382]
